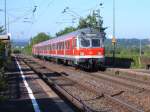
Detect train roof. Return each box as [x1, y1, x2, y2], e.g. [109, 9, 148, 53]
[34, 28, 103, 47]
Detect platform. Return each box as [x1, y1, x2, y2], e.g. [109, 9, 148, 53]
[0, 57, 74, 112]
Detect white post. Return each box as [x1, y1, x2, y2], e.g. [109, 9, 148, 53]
[139, 39, 142, 67]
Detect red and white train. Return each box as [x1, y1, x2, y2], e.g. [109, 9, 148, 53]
[32, 28, 105, 69]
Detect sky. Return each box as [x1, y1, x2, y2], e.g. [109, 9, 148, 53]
[0, 0, 150, 42]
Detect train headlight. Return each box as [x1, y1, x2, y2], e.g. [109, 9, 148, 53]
[80, 52, 84, 56]
[98, 52, 102, 55]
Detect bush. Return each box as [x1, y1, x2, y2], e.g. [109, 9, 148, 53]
[0, 68, 8, 102]
[0, 68, 7, 90]
[13, 49, 21, 54]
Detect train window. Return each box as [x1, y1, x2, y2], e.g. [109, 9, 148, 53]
[53, 44, 54, 50]
[80, 38, 90, 47]
[62, 42, 64, 49]
[72, 39, 77, 48]
[51, 45, 53, 50]
[52, 44, 55, 50]
[68, 41, 70, 49]
[57, 43, 59, 50]
[65, 41, 67, 49]
[59, 43, 60, 50]
[61, 42, 63, 50]
[58, 43, 60, 50]
[49, 45, 51, 50]
[49, 45, 50, 50]
[92, 39, 100, 47]
[65, 41, 69, 49]
[66, 41, 68, 49]
[56, 43, 59, 50]
[101, 39, 104, 47]
[59, 43, 61, 50]
[60, 42, 62, 50]
[55, 44, 57, 50]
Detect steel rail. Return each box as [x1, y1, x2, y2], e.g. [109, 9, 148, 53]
[19, 55, 145, 112]
[18, 56, 96, 112]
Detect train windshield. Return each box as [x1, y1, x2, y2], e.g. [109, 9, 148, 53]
[92, 39, 100, 47]
[80, 38, 90, 47]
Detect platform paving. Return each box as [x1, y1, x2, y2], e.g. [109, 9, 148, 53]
[0, 57, 74, 112]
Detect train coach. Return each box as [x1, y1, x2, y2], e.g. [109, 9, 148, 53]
[32, 28, 105, 70]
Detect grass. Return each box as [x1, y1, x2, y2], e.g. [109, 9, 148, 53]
[0, 57, 12, 102]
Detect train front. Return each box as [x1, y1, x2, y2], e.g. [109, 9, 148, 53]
[76, 30, 105, 70]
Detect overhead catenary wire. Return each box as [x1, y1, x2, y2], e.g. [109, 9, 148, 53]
[25, 0, 55, 38]
[33, 0, 55, 23]
[7, 9, 33, 25]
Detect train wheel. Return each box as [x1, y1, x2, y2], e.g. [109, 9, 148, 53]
[99, 65, 106, 71]
[64, 60, 68, 66]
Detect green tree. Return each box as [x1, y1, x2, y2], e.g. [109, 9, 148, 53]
[56, 26, 76, 36]
[0, 26, 5, 64]
[55, 11, 106, 37]
[0, 28, 7, 99]
[78, 11, 106, 32]
[0, 26, 5, 66]
[24, 32, 51, 55]
[0, 26, 4, 35]
[0, 42, 5, 67]
[31, 32, 50, 45]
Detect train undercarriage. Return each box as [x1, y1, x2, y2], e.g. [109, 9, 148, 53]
[34, 55, 105, 71]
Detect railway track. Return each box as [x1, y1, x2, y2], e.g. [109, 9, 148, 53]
[98, 70, 150, 86]
[34, 57, 150, 94]
[17, 56, 94, 112]
[91, 72, 150, 93]
[16, 54, 149, 112]
[132, 69, 150, 74]
[107, 68, 150, 77]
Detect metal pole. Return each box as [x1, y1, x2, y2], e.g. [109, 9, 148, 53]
[8, 16, 9, 33]
[112, 0, 116, 66]
[4, 0, 7, 34]
[140, 39, 141, 57]
[113, 0, 115, 38]
[97, 9, 101, 31]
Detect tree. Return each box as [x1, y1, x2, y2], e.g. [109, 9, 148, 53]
[0, 26, 5, 56]
[56, 26, 76, 36]
[31, 32, 50, 45]
[24, 32, 51, 55]
[0, 26, 4, 35]
[78, 11, 106, 32]
[55, 11, 106, 37]
[0, 26, 5, 68]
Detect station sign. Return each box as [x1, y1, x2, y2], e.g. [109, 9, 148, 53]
[112, 36, 116, 44]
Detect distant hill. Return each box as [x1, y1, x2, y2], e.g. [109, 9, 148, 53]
[105, 38, 150, 48]
[12, 40, 28, 47]
[11, 38, 150, 48]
